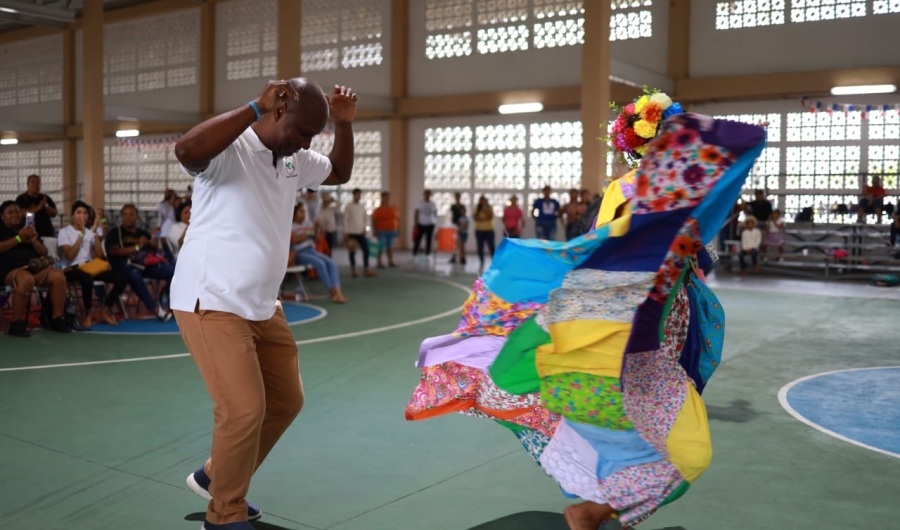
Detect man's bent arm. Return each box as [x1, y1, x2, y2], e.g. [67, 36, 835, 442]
[323, 120, 354, 186]
[174, 106, 258, 174]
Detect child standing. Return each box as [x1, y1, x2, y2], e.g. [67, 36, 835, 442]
[762, 209, 785, 261]
[740, 215, 762, 275]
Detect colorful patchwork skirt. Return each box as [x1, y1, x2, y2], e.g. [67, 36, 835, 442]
[405, 114, 766, 527]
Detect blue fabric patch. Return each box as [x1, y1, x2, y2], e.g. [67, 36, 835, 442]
[691, 140, 767, 244]
[482, 225, 612, 304]
[687, 276, 725, 388]
[576, 208, 694, 272]
[565, 420, 663, 479]
[680, 278, 705, 393]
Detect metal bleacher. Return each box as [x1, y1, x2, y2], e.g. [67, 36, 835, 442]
[719, 222, 900, 280]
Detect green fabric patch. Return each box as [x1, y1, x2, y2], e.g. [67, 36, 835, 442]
[658, 265, 690, 342]
[539, 372, 634, 430]
[489, 316, 550, 395]
[658, 479, 690, 508]
[495, 420, 527, 434]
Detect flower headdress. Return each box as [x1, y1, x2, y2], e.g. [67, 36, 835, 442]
[606, 87, 684, 167]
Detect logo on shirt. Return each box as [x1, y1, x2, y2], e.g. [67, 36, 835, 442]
[284, 158, 297, 177]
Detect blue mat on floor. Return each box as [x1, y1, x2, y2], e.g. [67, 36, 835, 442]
[87, 302, 326, 335]
[784, 366, 900, 458]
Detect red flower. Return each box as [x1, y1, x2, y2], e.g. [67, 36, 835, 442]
[625, 103, 636, 114]
[624, 129, 644, 149]
[612, 114, 628, 134]
[636, 174, 651, 197]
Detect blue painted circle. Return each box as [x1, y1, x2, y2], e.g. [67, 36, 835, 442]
[87, 302, 325, 335]
[784, 367, 900, 457]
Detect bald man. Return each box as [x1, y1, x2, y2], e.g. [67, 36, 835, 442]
[171, 78, 357, 530]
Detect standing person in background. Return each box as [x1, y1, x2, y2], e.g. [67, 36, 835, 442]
[503, 195, 524, 238]
[858, 175, 886, 224]
[166, 200, 192, 260]
[473, 195, 495, 270]
[413, 190, 437, 257]
[16, 174, 58, 259]
[456, 205, 469, 265]
[532, 185, 560, 240]
[343, 188, 376, 278]
[372, 191, 399, 268]
[746, 189, 773, 224]
[301, 189, 321, 223]
[171, 78, 358, 530]
[315, 192, 338, 255]
[448, 192, 464, 263]
[559, 188, 585, 240]
[762, 208, 785, 262]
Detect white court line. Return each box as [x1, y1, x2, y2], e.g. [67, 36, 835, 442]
[777, 366, 900, 460]
[0, 274, 472, 373]
[83, 302, 328, 336]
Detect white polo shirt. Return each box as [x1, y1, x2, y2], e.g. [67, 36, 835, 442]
[170, 127, 333, 321]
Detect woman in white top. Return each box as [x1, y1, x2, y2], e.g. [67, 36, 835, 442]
[316, 192, 338, 255]
[59, 201, 125, 328]
[291, 203, 347, 303]
[343, 188, 375, 277]
[166, 200, 191, 261]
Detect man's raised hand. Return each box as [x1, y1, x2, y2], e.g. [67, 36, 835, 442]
[329, 85, 358, 123]
[253, 80, 300, 115]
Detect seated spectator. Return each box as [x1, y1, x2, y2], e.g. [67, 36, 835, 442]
[58, 201, 125, 329]
[166, 200, 191, 260]
[740, 215, 762, 275]
[858, 175, 886, 223]
[372, 191, 399, 268]
[15, 174, 59, 261]
[291, 203, 347, 303]
[762, 209, 785, 262]
[0, 200, 70, 337]
[104, 204, 173, 321]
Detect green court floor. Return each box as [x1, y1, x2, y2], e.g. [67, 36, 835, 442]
[1, 271, 898, 530]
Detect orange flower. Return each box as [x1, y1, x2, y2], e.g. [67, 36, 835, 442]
[640, 103, 663, 123]
[698, 146, 723, 164]
[636, 174, 651, 197]
[671, 188, 688, 200]
[651, 196, 669, 211]
[671, 235, 700, 257]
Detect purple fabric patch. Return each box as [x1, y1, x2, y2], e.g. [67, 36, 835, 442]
[624, 299, 663, 355]
[699, 119, 767, 158]
[416, 334, 507, 372]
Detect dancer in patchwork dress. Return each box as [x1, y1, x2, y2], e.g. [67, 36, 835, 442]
[404, 90, 767, 529]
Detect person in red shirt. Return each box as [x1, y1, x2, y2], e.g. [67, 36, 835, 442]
[858, 175, 887, 223]
[503, 195, 525, 238]
[371, 191, 399, 268]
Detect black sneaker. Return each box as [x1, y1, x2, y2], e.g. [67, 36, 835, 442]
[7, 320, 30, 337]
[49, 317, 72, 333]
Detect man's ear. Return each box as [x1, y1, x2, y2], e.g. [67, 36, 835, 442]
[274, 105, 286, 122]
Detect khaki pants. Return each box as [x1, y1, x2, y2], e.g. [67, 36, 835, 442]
[175, 303, 304, 525]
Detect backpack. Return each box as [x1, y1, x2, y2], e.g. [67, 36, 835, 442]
[869, 274, 900, 287]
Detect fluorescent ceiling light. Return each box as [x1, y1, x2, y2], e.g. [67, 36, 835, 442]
[498, 102, 544, 114]
[830, 84, 897, 96]
[115, 129, 140, 138]
[0, 138, 18, 145]
[0, 7, 17, 14]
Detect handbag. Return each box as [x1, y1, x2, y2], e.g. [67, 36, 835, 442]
[78, 257, 110, 277]
[120, 226, 167, 269]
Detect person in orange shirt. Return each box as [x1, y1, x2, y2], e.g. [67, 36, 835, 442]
[372, 191, 399, 268]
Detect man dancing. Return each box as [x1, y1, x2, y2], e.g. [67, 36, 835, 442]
[171, 78, 357, 530]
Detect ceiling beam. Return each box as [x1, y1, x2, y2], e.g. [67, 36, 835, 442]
[0, 121, 66, 136]
[0, 0, 75, 23]
[675, 66, 900, 103]
[0, 24, 62, 44]
[0, 12, 67, 29]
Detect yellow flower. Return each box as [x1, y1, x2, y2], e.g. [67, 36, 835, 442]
[634, 95, 650, 113]
[649, 92, 673, 110]
[634, 120, 657, 139]
[635, 144, 648, 156]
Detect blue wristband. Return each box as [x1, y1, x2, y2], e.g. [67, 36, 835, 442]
[248, 101, 261, 122]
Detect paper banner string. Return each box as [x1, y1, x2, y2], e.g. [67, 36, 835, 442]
[800, 98, 900, 119]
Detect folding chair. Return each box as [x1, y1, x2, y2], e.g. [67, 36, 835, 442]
[283, 265, 311, 301]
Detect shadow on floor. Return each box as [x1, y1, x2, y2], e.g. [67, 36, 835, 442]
[185, 513, 297, 530]
[466, 511, 686, 530]
[706, 399, 765, 423]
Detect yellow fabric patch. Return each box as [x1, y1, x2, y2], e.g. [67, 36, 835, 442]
[596, 169, 636, 228]
[666, 383, 713, 483]
[536, 320, 631, 378]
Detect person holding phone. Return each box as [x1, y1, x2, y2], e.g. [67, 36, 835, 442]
[16, 174, 58, 239]
[0, 200, 70, 337]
